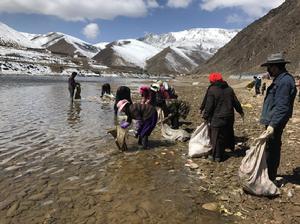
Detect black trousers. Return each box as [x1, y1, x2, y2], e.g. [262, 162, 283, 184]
[265, 122, 287, 181]
[210, 117, 235, 159]
[69, 87, 74, 99]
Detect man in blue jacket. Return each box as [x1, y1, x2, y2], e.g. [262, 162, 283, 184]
[260, 53, 297, 181]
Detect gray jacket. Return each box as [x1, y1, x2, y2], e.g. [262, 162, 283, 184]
[260, 72, 297, 128]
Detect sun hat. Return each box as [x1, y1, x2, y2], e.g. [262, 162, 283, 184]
[157, 80, 163, 86]
[163, 82, 169, 90]
[117, 99, 129, 113]
[150, 83, 160, 92]
[261, 53, 290, 67]
[209, 72, 223, 83]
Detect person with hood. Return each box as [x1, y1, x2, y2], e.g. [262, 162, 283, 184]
[68, 72, 77, 100]
[117, 99, 158, 149]
[101, 83, 111, 97]
[202, 72, 244, 162]
[114, 86, 132, 115]
[259, 53, 297, 181]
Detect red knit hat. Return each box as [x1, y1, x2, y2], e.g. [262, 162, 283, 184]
[209, 72, 223, 83]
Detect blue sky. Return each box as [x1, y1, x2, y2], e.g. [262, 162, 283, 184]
[0, 0, 284, 44]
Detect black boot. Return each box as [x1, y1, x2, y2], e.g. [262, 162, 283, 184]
[142, 136, 149, 149]
[138, 136, 142, 145]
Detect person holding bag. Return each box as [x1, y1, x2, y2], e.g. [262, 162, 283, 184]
[202, 72, 244, 162]
[259, 53, 297, 181]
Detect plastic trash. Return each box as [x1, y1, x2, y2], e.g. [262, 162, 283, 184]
[188, 122, 212, 158]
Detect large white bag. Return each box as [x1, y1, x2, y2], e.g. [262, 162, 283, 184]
[188, 123, 212, 158]
[239, 134, 280, 196]
[161, 124, 190, 142]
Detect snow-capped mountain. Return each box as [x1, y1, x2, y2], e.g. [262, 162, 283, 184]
[146, 46, 201, 74]
[140, 28, 239, 60]
[0, 22, 39, 48]
[93, 28, 239, 73]
[0, 20, 240, 75]
[31, 32, 99, 58]
[93, 39, 160, 68]
[94, 42, 109, 50]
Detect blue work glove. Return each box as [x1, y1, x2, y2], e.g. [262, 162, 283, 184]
[120, 121, 130, 129]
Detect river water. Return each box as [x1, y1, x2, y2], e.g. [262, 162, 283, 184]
[0, 76, 137, 175]
[0, 75, 232, 224]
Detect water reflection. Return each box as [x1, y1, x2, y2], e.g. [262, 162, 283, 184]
[67, 100, 81, 125]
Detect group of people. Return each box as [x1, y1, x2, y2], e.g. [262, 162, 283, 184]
[68, 53, 297, 184]
[114, 81, 189, 149]
[200, 53, 297, 184]
[252, 76, 267, 96]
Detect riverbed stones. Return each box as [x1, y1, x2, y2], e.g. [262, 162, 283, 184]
[28, 192, 50, 201]
[202, 202, 219, 211]
[102, 194, 113, 202]
[6, 202, 19, 217]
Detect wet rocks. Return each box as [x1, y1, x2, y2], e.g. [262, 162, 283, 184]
[202, 202, 219, 211]
[6, 202, 19, 217]
[28, 192, 50, 201]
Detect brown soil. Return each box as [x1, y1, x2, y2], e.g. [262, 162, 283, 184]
[174, 76, 300, 224]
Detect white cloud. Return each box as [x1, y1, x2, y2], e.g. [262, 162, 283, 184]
[226, 13, 252, 24]
[146, 0, 159, 8]
[200, 0, 285, 17]
[83, 23, 99, 39]
[0, 0, 155, 21]
[167, 0, 193, 8]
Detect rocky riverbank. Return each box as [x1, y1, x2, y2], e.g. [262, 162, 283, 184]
[0, 77, 299, 224]
[176, 77, 300, 224]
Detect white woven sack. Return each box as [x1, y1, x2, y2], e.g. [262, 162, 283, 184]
[188, 123, 212, 158]
[239, 134, 280, 196]
[161, 124, 190, 142]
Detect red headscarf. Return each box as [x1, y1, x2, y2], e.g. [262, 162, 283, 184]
[209, 72, 223, 83]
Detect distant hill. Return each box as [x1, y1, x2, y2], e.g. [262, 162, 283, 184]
[146, 46, 202, 74]
[194, 0, 300, 76]
[0, 21, 241, 75]
[140, 28, 239, 60]
[31, 32, 99, 58]
[92, 39, 160, 68]
[0, 22, 38, 48]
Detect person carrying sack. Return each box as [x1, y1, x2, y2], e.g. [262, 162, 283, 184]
[202, 72, 244, 162]
[259, 53, 297, 182]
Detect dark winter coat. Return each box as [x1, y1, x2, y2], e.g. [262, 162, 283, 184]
[260, 72, 297, 128]
[202, 81, 244, 127]
[68, 77, 76, 91]
[125, 103, 157, 123]
[200, 84, 212, 112]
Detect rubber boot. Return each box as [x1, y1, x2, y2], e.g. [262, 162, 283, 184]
[142, 136, 149, 149]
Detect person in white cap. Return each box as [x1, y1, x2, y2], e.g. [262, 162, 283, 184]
[117, 99, 158, 149]
[260, 53, 297, 181]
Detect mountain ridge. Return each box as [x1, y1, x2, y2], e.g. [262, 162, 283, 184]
[194, 0, 300, 76]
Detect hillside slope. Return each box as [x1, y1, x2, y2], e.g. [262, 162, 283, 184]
[195, 0, 300, 76]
